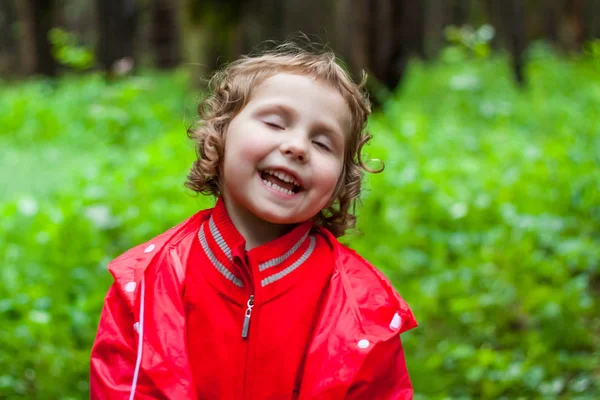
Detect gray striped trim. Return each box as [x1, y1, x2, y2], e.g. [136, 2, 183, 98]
[258, 230, 310, 272]
[209, 217, 232, 261]
[261, 236, 316, 287]
[198, 223, 243, 287]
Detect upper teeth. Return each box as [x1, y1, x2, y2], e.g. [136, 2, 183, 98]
[265, 169, 299, 186]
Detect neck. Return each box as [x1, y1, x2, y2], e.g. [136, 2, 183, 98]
[222, 197, 295, 250]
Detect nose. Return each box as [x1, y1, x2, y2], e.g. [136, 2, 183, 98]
[280, 134, 309, 163]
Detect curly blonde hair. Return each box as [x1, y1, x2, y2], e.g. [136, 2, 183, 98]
[186, 43, 383, 237]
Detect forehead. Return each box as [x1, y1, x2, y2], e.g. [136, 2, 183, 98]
[246, 73, 353, 133]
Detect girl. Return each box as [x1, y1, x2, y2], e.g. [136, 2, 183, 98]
[90, 44, 417, 400]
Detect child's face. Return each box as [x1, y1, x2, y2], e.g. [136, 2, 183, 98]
[221, 73, 352, 226]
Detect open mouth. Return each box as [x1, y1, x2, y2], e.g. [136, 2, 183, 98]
[260, 169, 303, 195]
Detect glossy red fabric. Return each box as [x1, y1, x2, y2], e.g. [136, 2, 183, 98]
[90, 208, 417, 399]
[184, 198, 336, 398]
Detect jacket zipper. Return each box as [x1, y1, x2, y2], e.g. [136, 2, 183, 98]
[241, 292, 255, 399]
[241, 252, 255, 398]
[241, 294, 254, 338]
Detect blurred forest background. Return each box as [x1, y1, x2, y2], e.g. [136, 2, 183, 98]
[1, 0, 599, 399]
[2, 0, 600, 83]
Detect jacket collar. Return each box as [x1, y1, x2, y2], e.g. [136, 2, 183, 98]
[107, 206, 416, 340]
[197, 198, 314, 293]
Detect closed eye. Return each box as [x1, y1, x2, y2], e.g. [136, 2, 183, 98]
[313, 141, 331, 151]
[263, 121, 284, 130]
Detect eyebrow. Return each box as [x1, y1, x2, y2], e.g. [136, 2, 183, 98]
[255, 104, 296, 120]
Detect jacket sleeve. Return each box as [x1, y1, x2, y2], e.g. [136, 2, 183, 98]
[346, 336, 413, 400]
[90, 284, 163, 400]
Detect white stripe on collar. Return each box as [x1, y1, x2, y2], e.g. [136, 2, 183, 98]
[197, 217, 314, 288]
[258, 230, 310, 272]
[209, 217, 232, 261]
[198, 223, 243, 287]
[261, 236, 316, 287]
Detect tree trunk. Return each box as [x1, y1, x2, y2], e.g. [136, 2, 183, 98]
[563, 0, 585, 50]
[369, 0, 393, 77]
[400, 0, 426, 59]
[584, 0, 600, 39]
[543, 0, 562, 44]
[383, 0, 425, 89]
[450, 0, 469, 26]
[150, 0, 181, 69]
[0, 0, 19, 76]
[498, 0, 527, 85]
[27, 0, 57, 77]
[350, 0, 370, 76]
[333, 0, 353, 65]
[95, 0, 138, 73]
[15, 1, 35, 75]
[283, 0, 333, 41]
[237, 0, 285, 55]
[425, 0, 452, 58]
[336, 0, 425, 90]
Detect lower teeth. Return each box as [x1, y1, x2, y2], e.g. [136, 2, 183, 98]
[262, 179, 294, 195]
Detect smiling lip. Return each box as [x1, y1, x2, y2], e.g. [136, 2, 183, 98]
[260, 166, 305, 189]
[258, 172, 300, 198]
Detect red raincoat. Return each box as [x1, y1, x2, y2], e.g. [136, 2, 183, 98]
[90, 209, 417, 399]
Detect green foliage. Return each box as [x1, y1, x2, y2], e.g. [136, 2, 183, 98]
[1, 49, 599, 399]
[355, 46, 600, 398]
[444, 24, 495, 60]
[48, 28, 95, 71]
[584, 39, 600, 68]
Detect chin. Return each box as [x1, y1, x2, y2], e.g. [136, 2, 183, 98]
[251, 208, 303, 226]
[257, 213, 300, 226]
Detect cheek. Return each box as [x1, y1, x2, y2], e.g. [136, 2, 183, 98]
[224, 138, 259, 168]
[315, 159, 344, 196]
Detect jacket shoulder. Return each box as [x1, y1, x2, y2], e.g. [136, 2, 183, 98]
[107, 209, 211, 281]
[325, 231, 418, 338]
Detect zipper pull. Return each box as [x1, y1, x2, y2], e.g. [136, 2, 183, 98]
[241, 295, 254, 339]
